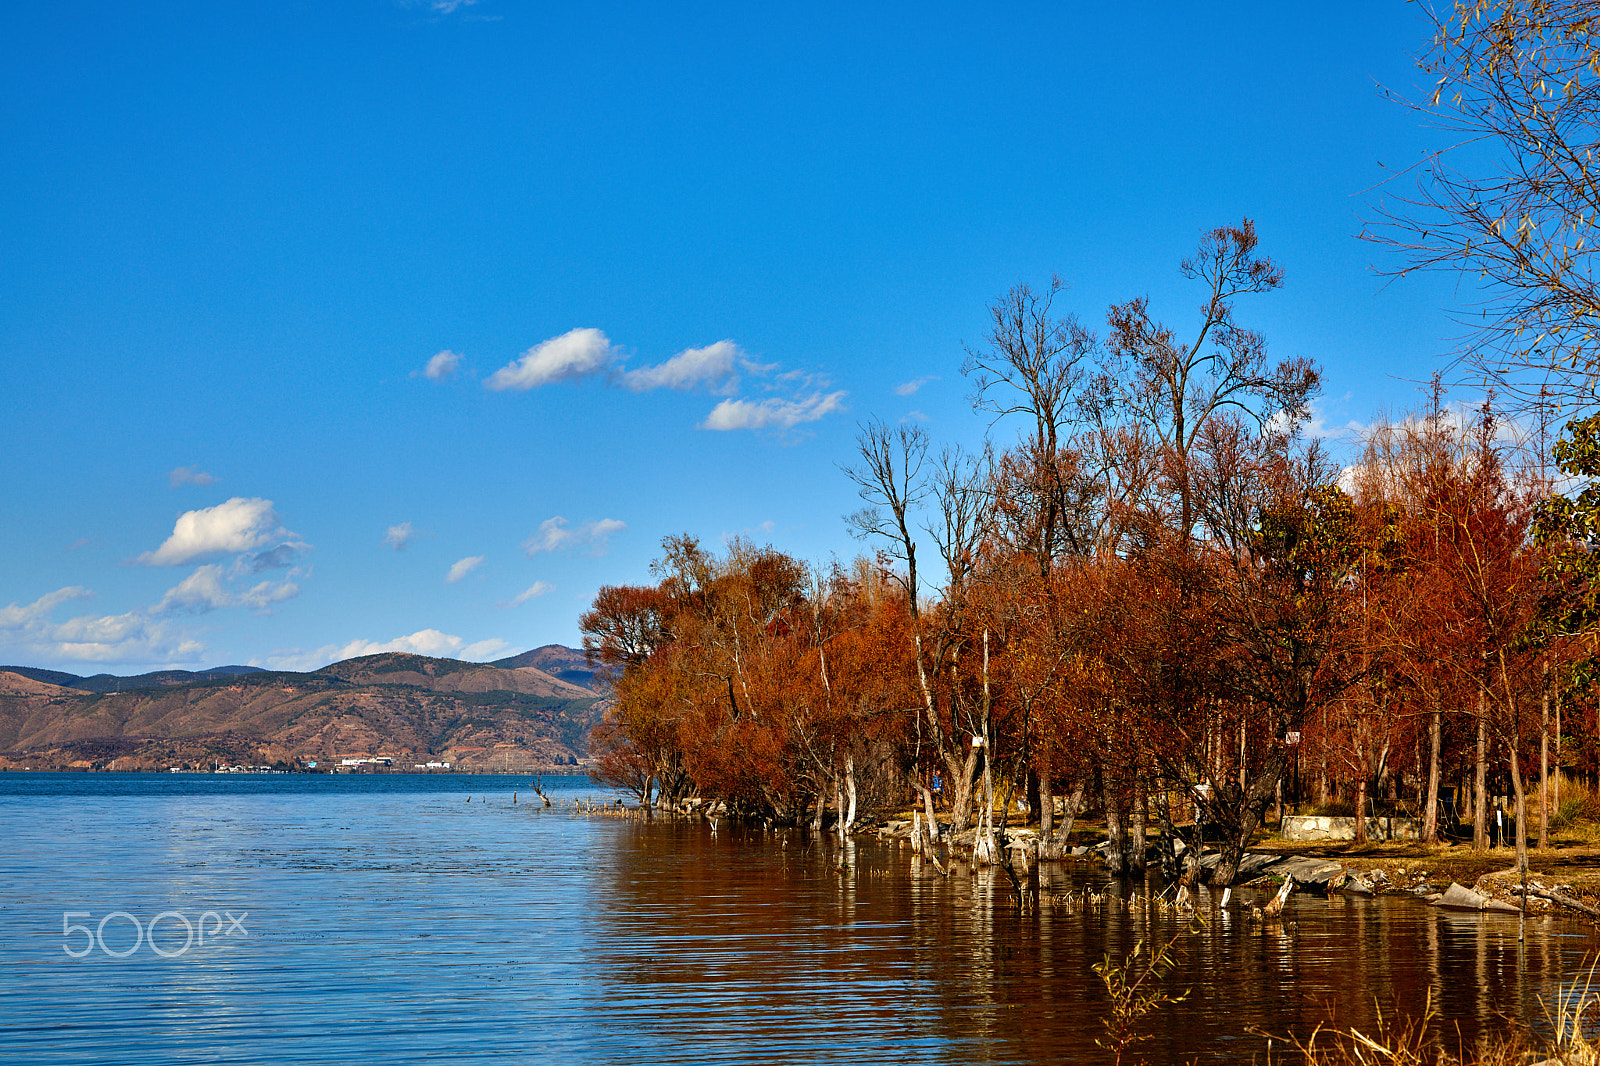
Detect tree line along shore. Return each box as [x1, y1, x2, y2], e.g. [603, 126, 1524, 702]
[583, 4, 1600, 931]
[579, 224, 1600, 893]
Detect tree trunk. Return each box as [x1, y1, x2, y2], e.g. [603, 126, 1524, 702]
[833, 775, 845, 844]
[945, 747, 981, 836]
[974, 746, 997, 866]
[1556, 686, 1563, 814]
[1155, 791, 1181, 877]
[844, 755, 857, 837]
[1510, 733, 1529, 875]
[911, 788, 948, 874]
[1354, 772, 1369, 844]
[1037, 761, 1056, 860]
[1474, 695, 1489, 851]
[1128, 773, 1147, 873]
[1423, 700, 1442, 844]
[1052, 784, 1084, 849]
[1212, 752, 1286, 887]
[1238, 719, 1247, 791]
[1318, 720, 1329, 806]
[1540, 670, 1550, 850]
[1039, 755, 1053, 839]
[1103, 771, 1125, 875]
[1027, 760, 1043, 830]
[918, 783, 941, 847]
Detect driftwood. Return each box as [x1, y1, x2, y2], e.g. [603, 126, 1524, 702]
[1174, 864, 1195, 909]
[1261, 875, 1295, 919]
[1511, 885, 1600, 919]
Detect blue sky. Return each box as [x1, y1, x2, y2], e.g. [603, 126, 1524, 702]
[1, 1, 1472, 673]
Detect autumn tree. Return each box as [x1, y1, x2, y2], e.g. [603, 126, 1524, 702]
[843, 420, 996, 839]
[964, 276, 1099, 574]
[580, 584, 669, 682]
[1100, 219, 1319, 546]
[1368, 1, 1600, 409]
[1362, 399, 1551, 860]
[1183, 433, 1365, 885]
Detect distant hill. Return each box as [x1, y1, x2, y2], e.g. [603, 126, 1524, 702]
[0, 647, 603, 773]
[0, 664, 266, 693]
[492, 644, 610, 692]
[0, 666, 84, 688]
[319, 652, 594, 699]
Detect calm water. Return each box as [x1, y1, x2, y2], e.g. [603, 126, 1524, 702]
[0, 773, 1595, 1064]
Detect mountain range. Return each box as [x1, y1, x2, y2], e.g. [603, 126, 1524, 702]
[0, 645, 610, 772]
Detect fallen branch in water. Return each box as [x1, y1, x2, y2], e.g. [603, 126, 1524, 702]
[1510, 885, 1600, 919]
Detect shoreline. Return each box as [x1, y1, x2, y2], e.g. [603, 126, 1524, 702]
[629, 796, 1600, 921]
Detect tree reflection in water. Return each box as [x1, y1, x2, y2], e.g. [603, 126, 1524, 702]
[586, 817, 1592, 1065]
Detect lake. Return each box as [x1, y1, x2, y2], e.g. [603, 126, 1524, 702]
[0, 772, 1593, 1064]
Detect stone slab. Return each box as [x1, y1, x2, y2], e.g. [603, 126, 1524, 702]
[1281, 814, 1422, 842]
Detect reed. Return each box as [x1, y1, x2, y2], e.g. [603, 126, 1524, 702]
[1260, 962, 1600, 1066]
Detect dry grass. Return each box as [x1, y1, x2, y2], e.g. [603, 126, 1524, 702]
[1538, 774, 1600, 835]
[1260, 993, 1497, 1066]
[1259, 967, 1600, 1066]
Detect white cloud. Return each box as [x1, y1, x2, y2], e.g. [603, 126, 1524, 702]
[154, 565, 231, 614]
[151, 561, 303, 615]
[623, 341, 743, 393]
[720, 520, 776, 546]
[485, 328, 616, 391]
[397, 0, 478, 13]
[524, 517, 575, 553]
[169, 465, 217, 487]
[299, 627, 508, 667]
[329, 628, 463, 660]
[383, 522, 415, 550]
[522, 517, 626, 556]
[243, 544, 302, 572]
[0, 587, 207, 665]
[700, 391, 848, 431]
[0, 587, 92, 628]
[51, 628, 207, 664]
[137, 498, 296, 567]
[479, 329, 846, 436]
[239, 580, 300, 611]
[508, 581, 552, 606]
[247, 649, 322, 672]
[589, 517, 627, 541]
[894, 376, 936, 396]
[461, 638, 510, 659]
[423, 350, 462, 380]
[445, 556, 485, 583]
[2, 565, 307, 666]
[50, 611, 150, 645]
[1289, 397, 1371, 442]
